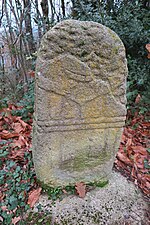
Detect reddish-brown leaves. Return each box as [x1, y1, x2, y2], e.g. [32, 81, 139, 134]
[116, 152, 133, 166]
[28, 70, 35, 78]
[12, 216, 21, 225]
[115, 113, 150, 196]
[75, 182, 86, 198]
[135, 94, 141, 104]
[27, 188, 42, 208]
[146, 43, 150, 59]
[1, 130, 19, 139]
[0, 106, 32, 159]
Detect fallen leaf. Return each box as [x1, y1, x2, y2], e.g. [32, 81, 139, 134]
[146, 44, 150, 52]
[135, 94, 141, 104]
[0, 216, 3, 222]
[0, 191, 5, 201]
[28, 70, 35, 77]
[27, 188, 42, 208]
[1, 130, 19, 139]
[126, 138, 132, 147]
[75, 182, 86, 198]
[12, 122, 24, 133]
[120, 133, 126, 143]
[18, 118, 28, 129]
[12, 216, 21, 225]
[132, 146, 147, 155]
[146, 44, 150, 59]
[62, 189, 68, 194]
[9, 150, 25, 160]
[13, 135, 28, 148]
[1, 206, 7, 211]
[116, 152, 133, 166]
[142, 122, 150, 127]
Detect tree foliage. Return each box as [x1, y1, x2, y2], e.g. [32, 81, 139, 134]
[71, 0, 150, 112]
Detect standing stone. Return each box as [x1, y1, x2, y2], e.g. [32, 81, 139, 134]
[32, 20, 127, 186]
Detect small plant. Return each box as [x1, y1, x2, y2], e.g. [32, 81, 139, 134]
[11, 81, 34, 121]
[23, 212, 53, 225]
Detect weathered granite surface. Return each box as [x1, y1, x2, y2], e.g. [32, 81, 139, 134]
[32, 19, 128, 186]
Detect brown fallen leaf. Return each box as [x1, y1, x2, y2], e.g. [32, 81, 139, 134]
[135, 94, 141, 104]
[18, 118, 29, 129]
[142, 122, 150, 127]
[1, 130, 19, 139]
[117, 152, 133, 166]
[126, 138, 132, 147]
[27, 187, 42, 208]
[146, 43, 150, 55]
[12, 122, 24, 133]
[62, 189, 68, 194]
[12, 216, 21, 225]
[9, 150, 25, 160]
[0, 191, 5, 201]
[132, 146, 147, 155]
[13, 135, 28, 148]
[75, 182, 86, 198]
[146, 44, 150, 59]
[0, 216, 3, 223]
[120, 133, 126, 144]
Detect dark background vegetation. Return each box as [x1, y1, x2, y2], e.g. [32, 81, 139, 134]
[0, 0, 150, 114]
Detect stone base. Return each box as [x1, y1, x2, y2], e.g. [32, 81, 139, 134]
[32, 127, 122, 186]
[31, 172, 149, 224]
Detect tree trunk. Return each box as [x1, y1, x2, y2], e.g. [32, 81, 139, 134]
[23, 0, 36, 53]
[61, 0, 65, 17]
[41, 0, 49, 32]
[4, 1, 18, 69]
[34, 0, 42, 43]
[49, 0, 55, 23]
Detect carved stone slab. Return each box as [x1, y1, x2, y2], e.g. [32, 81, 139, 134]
[32, 20, 128, 186]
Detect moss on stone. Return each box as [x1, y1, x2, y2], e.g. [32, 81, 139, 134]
[60, 150, 111, 172]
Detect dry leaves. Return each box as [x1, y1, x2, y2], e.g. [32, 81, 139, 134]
[75, 182, 86, 198]
[135, 94, 141, 104]
[1, 103, 150, 224]
[0, 105, 32, 161]
[27, 188, 42, 208]
[146, 44, 150, 59]
[115, 113, 150, 196]
[12, 216, 21, 225]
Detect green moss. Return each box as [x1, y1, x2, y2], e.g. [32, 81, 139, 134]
[25, 212, 53, 225]
[37, 178, 108, 201]
[37, 179, 64, 200]
[60, 150, 111, 172]
[112, 45, 119, 54]
[88, 179, 109, 188]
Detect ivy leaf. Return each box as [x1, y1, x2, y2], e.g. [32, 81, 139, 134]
[9, 195, 18, 210]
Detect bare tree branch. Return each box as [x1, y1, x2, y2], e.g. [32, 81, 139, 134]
[0, 0, 5, 27]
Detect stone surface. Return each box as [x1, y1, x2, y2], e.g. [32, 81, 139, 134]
[31, 172, 149, 225]
[32, 19, 128, 186]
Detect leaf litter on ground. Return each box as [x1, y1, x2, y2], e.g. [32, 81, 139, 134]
[0, 104, 150, 224]
[114, 112, 150, 196]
